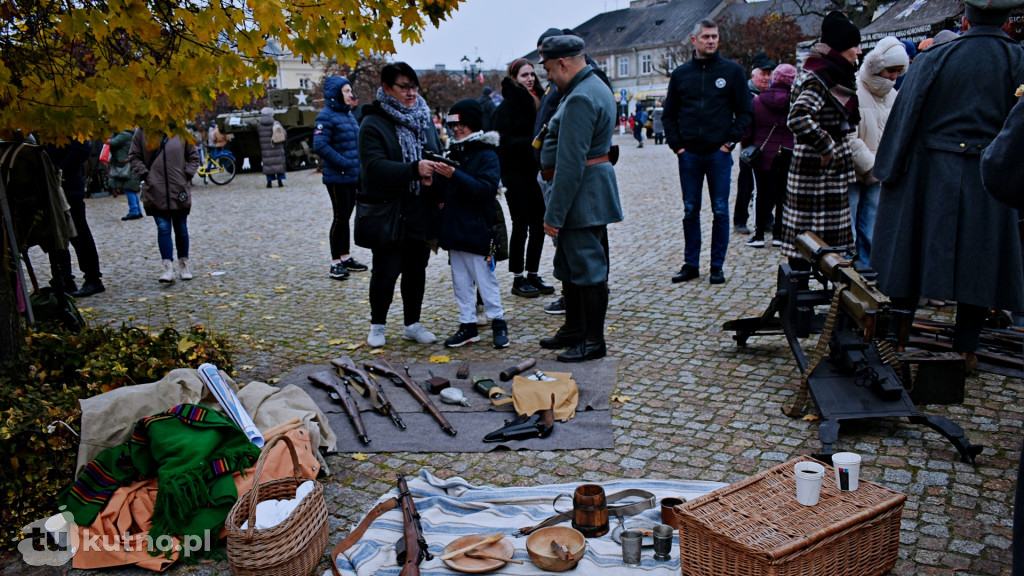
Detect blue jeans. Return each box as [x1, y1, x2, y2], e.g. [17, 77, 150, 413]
[678, 150, 732, 269]
[125, 191, 142, 216]
[847, 181, 879, 268]
[154, 215, 189, 261]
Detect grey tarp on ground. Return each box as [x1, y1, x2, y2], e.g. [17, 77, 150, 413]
[281, 358, 618, 453]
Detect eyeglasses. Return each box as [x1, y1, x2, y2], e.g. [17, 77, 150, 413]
[393, 82, 419, 93]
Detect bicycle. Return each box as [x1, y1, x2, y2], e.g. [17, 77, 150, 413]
[196, 146, 236, 185]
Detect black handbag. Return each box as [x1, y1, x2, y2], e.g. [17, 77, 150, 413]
[354, 197, 404, 249]
[771, 146, 794, 173]
[740, 124, 777, 165]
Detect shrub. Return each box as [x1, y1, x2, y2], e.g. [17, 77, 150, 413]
[0, 323, 233, 551]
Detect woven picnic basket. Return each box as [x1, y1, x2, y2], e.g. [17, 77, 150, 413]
[676, 455, 906, 576]
[226, 434, 329, 576]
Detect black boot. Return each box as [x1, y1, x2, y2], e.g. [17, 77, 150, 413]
[511, 275, 540, 298]
[527, 273, 555, 295]
[540, 282, 584, 349]
[557, 283, 608, 363]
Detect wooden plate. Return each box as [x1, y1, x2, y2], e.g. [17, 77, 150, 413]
[442, 534, 516, 573]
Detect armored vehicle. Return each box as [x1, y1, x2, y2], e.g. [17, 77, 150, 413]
[215, 88, 319, 171]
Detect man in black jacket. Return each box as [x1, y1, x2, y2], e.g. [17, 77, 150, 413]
[662, 19, 752, 285]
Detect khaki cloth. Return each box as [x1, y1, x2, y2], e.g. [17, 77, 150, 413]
[490, 372, 578, 421]
[76, 368, 337, 477]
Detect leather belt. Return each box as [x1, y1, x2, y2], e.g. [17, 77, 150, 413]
[515, 488, 657, 536]
[540, 153, 611, 182]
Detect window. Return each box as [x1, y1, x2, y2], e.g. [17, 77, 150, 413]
[299, 77, 310, 90]
[267, 77, 279, 89]
[600, 58, 610, 76]
[640, 54, 652, 75]
[618, 56, 629, 78]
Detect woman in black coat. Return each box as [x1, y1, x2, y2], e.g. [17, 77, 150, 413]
[492, 58, 554, 299]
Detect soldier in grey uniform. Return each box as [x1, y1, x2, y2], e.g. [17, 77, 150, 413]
[537, 35, 623, 363]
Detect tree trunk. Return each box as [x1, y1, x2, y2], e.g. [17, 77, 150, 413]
[0, 254, 25, 365]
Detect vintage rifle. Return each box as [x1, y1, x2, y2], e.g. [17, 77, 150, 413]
[395, 473, 432, 576]
[366, 358, 457, 436]
[308, 371, 370, 445]
[332, 356, 406, 430]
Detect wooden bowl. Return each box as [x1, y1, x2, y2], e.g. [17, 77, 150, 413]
[525, 526, 586, 572]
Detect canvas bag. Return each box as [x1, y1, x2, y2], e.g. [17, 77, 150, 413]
[489, 372, 578, 421]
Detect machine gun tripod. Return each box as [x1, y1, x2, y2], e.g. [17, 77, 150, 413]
[724, 232, 983, 464]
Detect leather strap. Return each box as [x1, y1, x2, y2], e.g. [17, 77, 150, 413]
[541, 153, 612, 181]
[517, 488, 657, 535]
[329, 497, 399, 576]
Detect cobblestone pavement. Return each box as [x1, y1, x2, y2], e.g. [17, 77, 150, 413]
[7, 133, 1021, 576]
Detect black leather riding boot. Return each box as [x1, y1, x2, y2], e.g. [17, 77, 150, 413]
[557, 283, 608, 363]
[540, 282, 584, 349]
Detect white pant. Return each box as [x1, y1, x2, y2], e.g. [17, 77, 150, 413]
[449, 250, 504, 324]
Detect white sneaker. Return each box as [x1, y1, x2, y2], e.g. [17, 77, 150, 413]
[367, 324, 386, 348]
[403, 322, 437, 344]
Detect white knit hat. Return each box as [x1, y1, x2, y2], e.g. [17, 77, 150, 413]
[863, 36, 910, 76]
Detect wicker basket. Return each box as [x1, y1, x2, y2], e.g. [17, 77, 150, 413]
[226, 434, 329, 576]
[676, 456, 906, 576]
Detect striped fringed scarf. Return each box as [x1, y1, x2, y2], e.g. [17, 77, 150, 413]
[60, 404, 261, 547]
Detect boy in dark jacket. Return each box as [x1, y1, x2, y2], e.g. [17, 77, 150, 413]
[434, 99, 509, 349]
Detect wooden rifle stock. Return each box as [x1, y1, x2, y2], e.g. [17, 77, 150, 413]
[366, 359, 457, 436]
[332, 356, 406, 430]
[396, 473, 431, 576]
[308, 371, 370, 444]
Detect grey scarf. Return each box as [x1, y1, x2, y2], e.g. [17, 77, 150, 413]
[376, 88, 433, 195]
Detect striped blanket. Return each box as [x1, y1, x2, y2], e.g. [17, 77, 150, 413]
[330, 470, 727, 576]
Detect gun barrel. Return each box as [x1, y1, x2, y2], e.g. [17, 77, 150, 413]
[367, 360, 457, 436]
[333, 357, 407, 430]
[308, 372, 370, 444]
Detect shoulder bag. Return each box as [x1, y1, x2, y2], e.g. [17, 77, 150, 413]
[739, 124, 777, 165]
[354, 196, 404, 249]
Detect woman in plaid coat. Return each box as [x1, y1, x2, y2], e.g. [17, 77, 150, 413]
[780, 12, 862, 259]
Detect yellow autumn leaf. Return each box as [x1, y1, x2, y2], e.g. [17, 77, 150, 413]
[429, 354, 451, 364]
[177, 337, 197, 354]
[327, 338, 344, 346]
[802, 414, 820, 422]
[611, 395, 632, 403]
[346, 343, 364, 350]
[352, 453, 368, 461]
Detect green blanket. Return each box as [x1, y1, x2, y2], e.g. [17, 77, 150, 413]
[60, 404, 261, 543]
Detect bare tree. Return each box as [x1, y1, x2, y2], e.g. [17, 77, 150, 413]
[653, 44, 692, 76]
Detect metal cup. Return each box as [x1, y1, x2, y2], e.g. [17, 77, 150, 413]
[620, 529, 643, 566]
[652, 524, 674, 561]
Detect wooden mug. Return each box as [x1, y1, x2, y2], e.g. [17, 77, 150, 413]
[660, 497, 685, 529]
[570, 484, 609, 538]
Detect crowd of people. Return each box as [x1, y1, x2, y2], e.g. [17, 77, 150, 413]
[30, 0, 1024, 374]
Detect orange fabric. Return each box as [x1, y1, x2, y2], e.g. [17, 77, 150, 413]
[72, 428, 320, 571]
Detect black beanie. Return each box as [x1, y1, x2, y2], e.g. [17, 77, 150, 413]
[820, 11, 861, 52]
[446, 99, 484, 132]
[538, 27, 563, 47]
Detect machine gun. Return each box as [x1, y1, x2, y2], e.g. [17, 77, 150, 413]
[308, 371, 370, 445]
[332, 356, 406, 430]
[396, 473, 432, 576]
[366, 358, 457, 436]
[724, 232, 982, 463]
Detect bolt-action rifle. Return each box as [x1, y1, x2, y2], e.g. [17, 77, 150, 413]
[308, 371, 370, 444]
[331, 356, 406, 430]
[396, 473, 432, 576]
[365, 358, 457, 436]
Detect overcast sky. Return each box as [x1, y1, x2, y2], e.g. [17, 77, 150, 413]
[389, 0, 623, 72]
